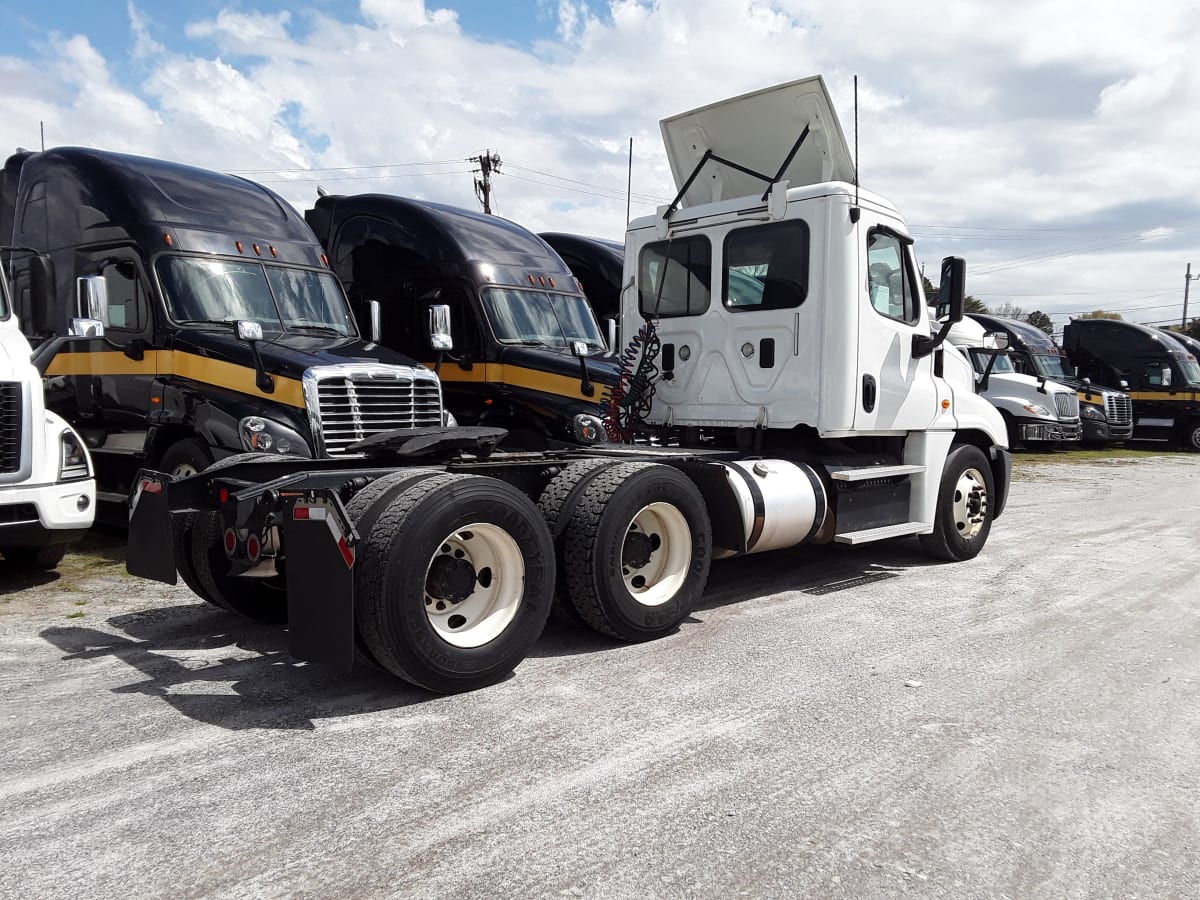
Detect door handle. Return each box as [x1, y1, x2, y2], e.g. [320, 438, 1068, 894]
[862, 374, 877, 413]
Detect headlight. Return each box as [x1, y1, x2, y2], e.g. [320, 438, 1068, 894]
[1022, 403, 1051, 417]
[573, 413, 608, 444]
[238, 416, 312, 457]
[1080, 405, 1106, 421]
[59, 429, 90, 480]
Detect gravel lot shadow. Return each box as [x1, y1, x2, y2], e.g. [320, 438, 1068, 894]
[40, 604, 438, 731]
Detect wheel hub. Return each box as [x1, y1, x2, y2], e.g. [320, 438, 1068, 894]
[952, 467, 989, 539]
[622, 530, 655, 570]
[426, 555, 477, 603]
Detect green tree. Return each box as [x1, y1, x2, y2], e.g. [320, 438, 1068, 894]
[1077, 310, 1123, 320]
[964, 295, 988, 314]
[1026, 310, 1054, 334]
[923, 274, 984, 315]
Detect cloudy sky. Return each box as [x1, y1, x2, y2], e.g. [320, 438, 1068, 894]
[3, 0, 1200, 332]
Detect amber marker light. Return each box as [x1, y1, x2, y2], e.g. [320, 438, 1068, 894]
[269, 245, 278, 258]
[235, 241, 244, 253]
[548, 277, 555, 288]
[941, 399, 951, 410]
[528, 274, 535, 285]
[163, 233, 173, 246]
[320, 253, 329, 266]
[252, 243, 261, 256]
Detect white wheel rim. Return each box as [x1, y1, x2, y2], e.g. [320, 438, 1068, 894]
[621, 502, 692, 607]
[173, 461, 201, 478]
[423, 522, 525, 648]
[951, 467, 989, 540]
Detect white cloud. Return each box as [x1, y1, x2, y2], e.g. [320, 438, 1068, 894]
[1, 0, 1199, 325]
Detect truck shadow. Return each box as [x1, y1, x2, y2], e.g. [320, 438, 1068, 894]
[40, 604, 440, 732]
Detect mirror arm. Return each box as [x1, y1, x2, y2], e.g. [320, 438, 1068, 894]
[913, 320, 954, 359]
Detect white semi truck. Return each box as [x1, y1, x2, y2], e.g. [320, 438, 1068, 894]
[0, 252, 95, 569]
[125, 77, 1011, 693]
[944, 316, 1081, 450]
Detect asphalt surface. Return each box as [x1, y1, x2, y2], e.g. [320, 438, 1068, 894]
[0, 454, 1197, 898]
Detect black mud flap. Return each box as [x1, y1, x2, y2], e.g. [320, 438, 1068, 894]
[126, 474, 178, 585]
[282, 501, 357, 673]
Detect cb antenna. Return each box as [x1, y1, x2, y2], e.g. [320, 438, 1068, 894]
[853, 75, 859, 207]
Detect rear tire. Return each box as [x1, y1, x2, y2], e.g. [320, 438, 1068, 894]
[190, 511, 288, 623]
[919, 444, 995, 562]
[344, 469, 441, 671]
[171, 453, 280, 612]
[537, 459, 619, 625]
[2, 545, 68, 570]
[355, 473, 555, 693]
[561, 462, 711, 642]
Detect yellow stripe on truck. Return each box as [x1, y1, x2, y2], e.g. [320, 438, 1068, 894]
[1126, 391, 1200, 402]
[44, 349, 306, 408]
[424, 361, 600, 402]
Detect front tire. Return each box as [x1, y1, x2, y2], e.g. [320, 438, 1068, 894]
[159, 438, 213, 479]
[354, 473, 555, 693]
[1183, 419, 1200, 452]
[919, 444, 995, 562]
[561, 462, 711, 642]
[2, 545, 68, 570]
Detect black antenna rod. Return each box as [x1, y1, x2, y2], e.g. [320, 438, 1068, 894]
[854, 76, 859, 207]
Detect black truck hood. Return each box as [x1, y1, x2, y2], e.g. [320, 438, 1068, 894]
[173, 328, 429, 379]
[497, 344, 621, 385]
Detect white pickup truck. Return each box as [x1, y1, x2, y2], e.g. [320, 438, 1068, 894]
[1, 255, 95, 570]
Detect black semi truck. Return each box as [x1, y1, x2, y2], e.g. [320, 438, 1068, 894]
[1, 148, 445, 506]
[1063, 318, 1200, 449]
[305, 194, 619, 449]
[968, 313, 1132, 446]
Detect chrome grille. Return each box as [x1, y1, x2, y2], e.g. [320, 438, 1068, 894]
[1104, 393, 1132, 426]
[1053, 391, 1079, 420]
[307, 366, 443, 456]
[0, 382, 21, 474]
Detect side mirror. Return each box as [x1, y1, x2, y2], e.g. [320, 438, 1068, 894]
[236, 320, 264, 342]
[429, 304, 453, 351]
[982, 331, 1009, 351]
[235, 320, 273, 393]
[570, 339, 595, 397]
[1119, 379, 1129, 391]
[570, 340, 588, 358]
[76, 275, 109, 326]
[368, 299, 382, 343]
[939, 256, 966, 323]
[603, 316, 618, 351]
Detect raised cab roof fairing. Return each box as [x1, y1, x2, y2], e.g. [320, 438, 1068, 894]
[659, 75, 856, 209]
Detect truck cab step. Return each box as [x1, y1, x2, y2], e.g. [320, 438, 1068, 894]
[829, 464, 925, 482]
[834, 521, 930, 544]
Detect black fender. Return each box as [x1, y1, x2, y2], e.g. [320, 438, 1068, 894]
[146, 376, 315, 463]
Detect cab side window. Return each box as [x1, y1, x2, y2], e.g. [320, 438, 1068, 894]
[101, 260, 147, 334]
[866, 230, 919, 324]
[639, 236, 711, 318]
[723, 220, 808, 312]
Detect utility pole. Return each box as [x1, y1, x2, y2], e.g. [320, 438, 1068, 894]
[1184, 263, 1199, 330]
[471, 150, 501, 215]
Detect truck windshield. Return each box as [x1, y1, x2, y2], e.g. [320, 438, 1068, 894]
[156, 257, 357, 337]
[1175, 354, 1200, 385]
[1030, 353, 1073, 379]
[480, 288, 605, 349]
[967, 349, 1015, 374]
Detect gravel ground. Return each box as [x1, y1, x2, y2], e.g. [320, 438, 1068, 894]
[0, 454, 1197, 898]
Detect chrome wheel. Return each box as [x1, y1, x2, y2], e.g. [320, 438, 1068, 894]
[952, 466, 989, 540]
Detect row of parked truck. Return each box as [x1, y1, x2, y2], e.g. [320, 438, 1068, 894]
[1, 76, 1197, 693]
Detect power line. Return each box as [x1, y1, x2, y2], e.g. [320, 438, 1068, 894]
[228, 159, 465, 174]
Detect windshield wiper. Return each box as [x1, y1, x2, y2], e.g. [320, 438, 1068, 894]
[175, 318, 236, 327]
[287, 324, 347, 337]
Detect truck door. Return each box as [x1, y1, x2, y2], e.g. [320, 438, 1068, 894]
[50, 251, 156, 488]
[853, 226, 939, 432]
